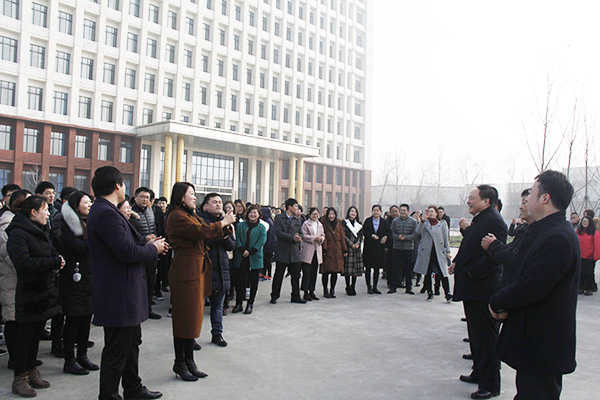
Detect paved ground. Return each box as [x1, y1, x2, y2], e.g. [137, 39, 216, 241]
[1, 270, 599, 400]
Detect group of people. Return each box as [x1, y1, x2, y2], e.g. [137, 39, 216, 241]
[0, 167, 592, 400]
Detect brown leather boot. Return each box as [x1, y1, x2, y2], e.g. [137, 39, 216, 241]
[27, 367, 50, 389]
[12, 372, 36, 398]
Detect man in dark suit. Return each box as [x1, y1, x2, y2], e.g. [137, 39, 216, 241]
[450, 185, 507, 399]
[270, 198, 306, 304]
[489, 171, 580, 400]
[87, 167, 166, 400]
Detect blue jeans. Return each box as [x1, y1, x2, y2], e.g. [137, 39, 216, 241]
[209, 290, 226, 336]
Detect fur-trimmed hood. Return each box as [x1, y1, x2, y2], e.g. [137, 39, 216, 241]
[62, 201, 84, 237]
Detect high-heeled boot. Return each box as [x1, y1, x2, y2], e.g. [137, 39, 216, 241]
[173, 360, 198, 381]
[185, 359, 208, 378]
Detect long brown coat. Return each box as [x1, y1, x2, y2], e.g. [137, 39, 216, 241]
[166, 207, 227, 339]
[320, 218, 347, 274]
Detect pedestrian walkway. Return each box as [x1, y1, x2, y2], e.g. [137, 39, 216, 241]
[1, 275, 598, 399]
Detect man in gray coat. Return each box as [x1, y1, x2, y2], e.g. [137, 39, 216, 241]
[270, 198, 306, 304]
[389, 204, 418, 294]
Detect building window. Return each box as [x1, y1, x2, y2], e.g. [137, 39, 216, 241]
[23, 128, 40, 153]
[0, 36, 17, 62]
[216, 91, 222, 108]
[56, 51, 70, 74]
[120, 141, 133, 163]
[249, 11, 254, 26]
[219, 29, 225, 46]
[127, 32, 138, 53]
[50, 131, 65, 156]
[218, 59, 224, 76]
[148, 4, 159, 23]
[105, 26, 118, 47]
[103, 63, 115, 84]
[81, 57, 94, 79]
[164, 78, 173, 97]
[202, 54, 209, 72]
[125, 68, 136, 89]
[142, 108, 153, 124]
[221, 0, 227, 15]
[108, 0, 120, 10]
[234, 34, 239, 50]
[27, 86, 42, 110]
[78, 96, 92, 119]
[271, 104, 277, 120]
[231, 94, 237, 111]
[0, 124, 12, 150]
[204, 23, 210, 40]
[238, 158, 248, 201]
[74, 173, 89, 191]
[186, 17, 194, 35]
[30, 44, 45, 69]
[0, 80, 15, 106]
[182, 82, 191, 101]
[101, 100, 113, 122]
[98, 138, 112, 161]
[146, 38, 157, 58]
[1, 0, 19, 19]
[191, 152, 234, 187]
[184, 49, 193, 68]
[232, 64, 238, 81]
[144, 73, 155, 93]
[200, 87, 207, 105]
[83, 19, 96, 41]
[166, 44, 175, 63]
[123, 105, 134, 125]
[167, 10, 177, 29]
[53, 91, 68, 115]
[48, 171, 65, 193]
[32, 3, 47, 27]
[140, 144, 151, 186]
[57, 11, 73, 34]
[129, 0, 140, 17]
[247, 39, 253, 55]
[75, 135, 89, 158]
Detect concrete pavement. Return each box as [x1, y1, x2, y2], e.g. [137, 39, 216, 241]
[1, 274, 598, 399]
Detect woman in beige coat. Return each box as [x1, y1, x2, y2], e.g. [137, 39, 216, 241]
[299, 208, 325, 301]
[320, 208, 348, 298]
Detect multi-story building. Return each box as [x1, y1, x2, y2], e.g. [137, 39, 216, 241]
[0, 0, 371, 215]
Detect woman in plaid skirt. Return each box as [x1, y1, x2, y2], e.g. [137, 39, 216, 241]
[343, 206, 363, 296]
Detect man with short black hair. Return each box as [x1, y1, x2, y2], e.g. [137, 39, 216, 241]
[0, 184, 20, 217]
[389, 204, 417, 294]
[489, 171, 580, 400]
[87, 166, 166, 400]
[35, 181, 58, 220]
[270, 198, 306, 304]
[570, 212, 580, 230]
[450, 184, 507, 399]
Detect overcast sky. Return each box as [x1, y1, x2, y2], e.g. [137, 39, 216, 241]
[370, 0, 600, 187]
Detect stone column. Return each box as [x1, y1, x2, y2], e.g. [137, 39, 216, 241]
[289, 156, 297, 199]
[175, 136, 184, 182]
[296, 157, 304, 205]
[163, 134, 173, 198]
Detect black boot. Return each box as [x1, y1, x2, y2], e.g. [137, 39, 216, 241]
[173, 360, 198, 381]
[367, 285, 374, 294]
[231, 303, 243, 313]
[372, 286, 382, 294]
[244, 303, 253, 314]
[63, 359, 89, 375]
[323, 288, 331, 298]
[185, 359, 208, 378]
[330, 288, 336, 298]
[77, 354, 99, 371]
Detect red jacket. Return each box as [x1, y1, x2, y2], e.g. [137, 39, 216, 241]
[577, 231, 600, 261]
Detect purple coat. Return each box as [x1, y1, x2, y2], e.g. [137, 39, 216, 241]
[87, 197, 158, 327]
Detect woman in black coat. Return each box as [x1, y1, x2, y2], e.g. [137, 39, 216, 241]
[59, 191, 98, 375]
[7, 196, 65, 397]
[362, 205, 390, 294]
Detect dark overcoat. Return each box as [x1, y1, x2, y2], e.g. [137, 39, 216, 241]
[59, 201, 93, 317]
[260, 206, 277, 254]
[6, 213, 61, 323]
[362, 216, 390, 268]
[87, 197, 157, 327]
[273, 213, 302, 264]
[167, 207, 226, 339]
[452, 206, 508, 302]
[199, 210, 235, 293]
[489, 212, 580, 375]
[321, 219, 347, 274]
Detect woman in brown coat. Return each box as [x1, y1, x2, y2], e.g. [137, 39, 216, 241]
[166, 182, 235, 382]
[320, 208, 347, 298]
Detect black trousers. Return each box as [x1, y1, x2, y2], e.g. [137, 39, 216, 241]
[99, 325, 143, 400]
[235, 269, 260, 304]
[580, 258, 596, 291]
[154, 252, 171, 292]
[63, 314, 92, 361]
[390, 249, 414, 291]
[271, 261, 301, 300]
[262, 251, 273, 277]
[12, 320, 45, 375]
[4, 320, 16, 364]
[515, 370, 562, 400]
[463, 301, 501, 393]
[301, 252, 319, 292]
[51, 311, 64, 343]
[146, 259, 158, 310]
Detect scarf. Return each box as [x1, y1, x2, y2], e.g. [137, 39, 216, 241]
[345, 218, 363, 237]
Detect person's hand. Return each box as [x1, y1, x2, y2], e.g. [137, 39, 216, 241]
[381, 236, 387, 244]
[489, 304, 509, 320]
[153, 238, 166, 254]
[59, 256, 66, 269]
[459, 218, 470, 230]
[512, 218, 524, 226]
[354, 243, 360, 249]
[481, 234, 497, 251]
[243, 250, 250, 257]
[221, 212, 235, 227]
[399, 234, 405, 241]
[372, 234, 379, 240]
[448, 262, 456, 275]
[145, 234, 156, 242]
[293, 233, 302, 242]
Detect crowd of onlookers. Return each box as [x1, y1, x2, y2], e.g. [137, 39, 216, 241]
[0, 171, 597, 399]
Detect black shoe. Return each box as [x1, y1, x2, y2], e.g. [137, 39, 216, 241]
[434, 290, 441, 296]
[232, 304, 243, 313]
[367, 286, 374, 294]
[463, 338, 470, 343]
[291, 296, 307, 304]
[125, 386, 163, 399]
[211, 334, 228, 347]
[462, 353, 474, 360]
[87, 341, 95, 348]
[40, 329, 52, 341]
[303, 292, 313, 301]
[387, 288, 396, 294]
[323, 289, 331, 298]
[77, 354, 99, 370]
[461, 317, 467, 322]
[470, 389, 500, 399]
[445, 293, 453, 302]
[405, 290, 415, 295]
[420, 286, 427, 294]
[310, 292, 320, 300]
[459, 374, 478, 384]
[372, 287, 382, 294]
[185, 359, 208, 378]
[244, 304, 253, 314]
[330, 289, 336, 298]
[584, 290, 593, 296]
[193, 340, 201, 351]
[148, 311, 162, 320]
[154, 291, 164, 300]
[350, 286, 357, 296]
[161, 285, 169, 292]
[426, 293, 434, 302]
[172, 361, 198, 381]
[270, 296, 278, 304]
[63, 359, 89, 375]
[51, 341, 64, 358]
